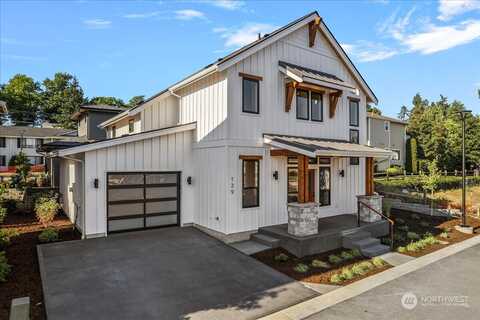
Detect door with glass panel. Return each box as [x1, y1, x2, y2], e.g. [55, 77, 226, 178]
[107, 172, 180, 233]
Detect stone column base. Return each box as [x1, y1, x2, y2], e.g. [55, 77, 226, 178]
[357, 195, 383, 223]
[287, 202, 320, 237]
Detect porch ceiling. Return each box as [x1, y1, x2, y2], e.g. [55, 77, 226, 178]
[264, 134, 393, 158]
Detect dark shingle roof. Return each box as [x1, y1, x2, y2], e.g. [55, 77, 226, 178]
[80, 104, 126, 112]
[0, 126, 71, 138]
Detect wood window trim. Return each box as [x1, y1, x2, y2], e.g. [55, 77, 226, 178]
[329, 91, 342, 119]
[239, 72, 263, 81]
[349, 98, 360, 127]
[242, 159, 260, 208]
[239, 155, 263, 160]
[242, 77, 260, 114]
[296, 89, 310, 120]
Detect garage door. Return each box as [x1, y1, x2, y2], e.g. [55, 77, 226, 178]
[107, 172, 180, 233]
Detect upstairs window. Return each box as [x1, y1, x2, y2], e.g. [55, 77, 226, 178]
[0, 137, 5, 148]
[128, 119, 134, 133]
[296, 89, 309, 120]
[349, 129, 359, 144]
[36, 138, 43, 148]
[349, 99, 359, 127]
[311, 92, 323, 122]
[242, 78, 259, 114]
[112, 126, 117, 138]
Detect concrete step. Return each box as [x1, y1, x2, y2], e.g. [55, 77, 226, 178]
[342, 230, 372, 248]
[250, 233, 280, 248]
[361, 244, 391, 258]
[353, 237, 381, 249]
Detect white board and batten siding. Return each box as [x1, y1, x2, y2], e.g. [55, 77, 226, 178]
[141, 95, 179, 131]
[58, 156, 84, 232]
[82, 130, 194, 237]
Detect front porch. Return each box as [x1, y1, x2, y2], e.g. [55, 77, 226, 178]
[254, 214, 389, 258]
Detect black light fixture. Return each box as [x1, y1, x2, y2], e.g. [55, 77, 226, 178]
[187, 176, 193, 185]
[93, 178, 99, 188]
[273, 170, 279, 180]
[339, 170, 345, 177]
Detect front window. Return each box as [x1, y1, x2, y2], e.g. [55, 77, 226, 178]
[350, 129, 359, 144]
[319, 167, 331, 206]
[311, 92, 323, 122]
[242, 159, 260, 208]
[242, 78, 259, 114]
[128, 119, 134, 133]
[296, 89, 309, 120]
[0, 155, 6, 166]
[349, 99, 359, 126]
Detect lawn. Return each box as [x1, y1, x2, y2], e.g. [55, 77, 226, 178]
[0, 211, 80, 320]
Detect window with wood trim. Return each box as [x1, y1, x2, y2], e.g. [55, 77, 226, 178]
[242, 78, 259, 114]
[296, 89, 309, 120]
[128, 119, 135, 133]
[349, 129, 359, 144]
[242, 159, 260, 208]
[311, 91, 323, 122]
[349, 99, 359, 127]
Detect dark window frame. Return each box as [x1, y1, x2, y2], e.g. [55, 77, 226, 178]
[350, 157, 359, 165]
[241, 77, 260, 114]
[349, 129, 360, 144]
[349, 98, 360, 127]
[0, 137, 5, 148]
[242, 159, 260, 208]
[296, 88, 309, 120]
[310, 91, 324, 122]
[319, 166, 331, 207]
[0, 155, 6, 166]
[287, 166, 298, 203]
[128, 119, 134, 133]
[112, 125, 116, 138]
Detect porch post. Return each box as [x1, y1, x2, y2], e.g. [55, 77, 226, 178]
[297, 155, 309, 203]
[366, 157, 374, 195]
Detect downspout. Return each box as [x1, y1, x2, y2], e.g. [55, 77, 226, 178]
[59, 154, 86, 240]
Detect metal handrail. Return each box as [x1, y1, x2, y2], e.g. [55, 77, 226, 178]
[357, 200, 395, 250]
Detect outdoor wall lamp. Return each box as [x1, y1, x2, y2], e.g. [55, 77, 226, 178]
[187, 176, 193, 185]
[273, 170, 279, 180]
[339, 170, 345, 177]
[93, 178, 99, 188]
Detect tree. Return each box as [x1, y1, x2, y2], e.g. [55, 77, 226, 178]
[422, 160, 441, 197]
[398, 106, 410, 120]
[367, 104, 382, 115]
[89, 96, 126, 108]
[11, 151, 31, 189]
[0, 74, 41, 125]
[128, 95, 145, 108]
[41, 73, 85, 129]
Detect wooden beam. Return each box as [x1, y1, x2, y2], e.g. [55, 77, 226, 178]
[297, 155, 309, 203]
[308, 17, 321, 48]
[329, 91, 342, 118]
[239, 155, 263, 160]
[285, 81, 297, 112]
[296, 82, 325, 94]
[270, 149, 298, 157]
[239, 72, 263, 81]
[366, 157, 374, 195]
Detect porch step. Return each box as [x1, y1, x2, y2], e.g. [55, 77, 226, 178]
[361, 244, 391, 258]
[250, 233, 280, 248]
[342, 231, 372, 248]
[354, 237, 381, 249]
[342, 230, 390, 258]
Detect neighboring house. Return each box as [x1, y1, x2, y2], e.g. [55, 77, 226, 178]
[52, 12, 391, 240]
[71, 104, 125, 141]
[366, 112, 408, 172]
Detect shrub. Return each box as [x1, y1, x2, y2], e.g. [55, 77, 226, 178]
[394, 233, 406, 242]
[274, 253, 289, 262]
[0, 207, 7, 224]
[35, 198, 60, 227]
[351, 263, 368, 276]
[311, 259, 330, 269]
[422, 235, 439, 246]
[382, 199, 393, 217]
[38, 228, 59, 243]
[398, 225, 409, 232]
[330, 273, 343, 284]
[357, 261, 373, 270]
[350, 248, 362, 257]
[407, 232, 420, 241]
[293, 263, 309, 273]
[372, 257, 386, 267]
[328, 254, 342, 264]
[406, 242, 421, 252]
[0, 228, 19, 248]
[0, 251, 11, 282]
[439, 232, 449, 239]
[386, 166, 403, 177]
[395, 218, 405, 224]
[397, 246, 406, 253]
[419, 221, 430, 228]
[411, 214, 420, 220]
[340, 267, 354, 280]
[340, 251, 354, 260]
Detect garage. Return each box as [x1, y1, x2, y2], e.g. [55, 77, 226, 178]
[107, 171, 180, 233]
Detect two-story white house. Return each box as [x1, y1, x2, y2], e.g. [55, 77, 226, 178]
[53, 12, 391, 242]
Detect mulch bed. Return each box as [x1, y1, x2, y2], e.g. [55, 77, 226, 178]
[0, 211, 81, 320]
[252, 247, 391, 285]
[388, 209, 480, 257]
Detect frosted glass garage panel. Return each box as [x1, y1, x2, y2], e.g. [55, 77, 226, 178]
[108, 188, 143, 202]
[108, 203, 143, 217]
[108, 174, 143, 186]
[146, 214, 177, 227]
[146, 174, 177, 185]
[146, 200, 177, 214]
[146, 187, 177, 199]
[109, 218, 144, 231]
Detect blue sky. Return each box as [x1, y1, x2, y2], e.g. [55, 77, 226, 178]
[1, 0, 479, 117]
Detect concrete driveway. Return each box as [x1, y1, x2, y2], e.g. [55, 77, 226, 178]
[38, 227, 316, 320]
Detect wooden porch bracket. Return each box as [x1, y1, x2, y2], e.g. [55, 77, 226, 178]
[329, 91, 342, 118]
[297, 155, 309, 203]
[270, 149, 298, 157]
[285, 81, 298, 112]
[366, 157, 374, 195]
[308, 17, 321, 47]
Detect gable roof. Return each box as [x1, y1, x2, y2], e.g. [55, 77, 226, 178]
[0, 126, 71, 138]
[106, 11, 378, 126]
[71, 104, 125, 121]
[367, 112, 408, 125]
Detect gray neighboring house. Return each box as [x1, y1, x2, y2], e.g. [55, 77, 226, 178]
[71, 104, 125, 141]
[366, 112, 408, 172]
